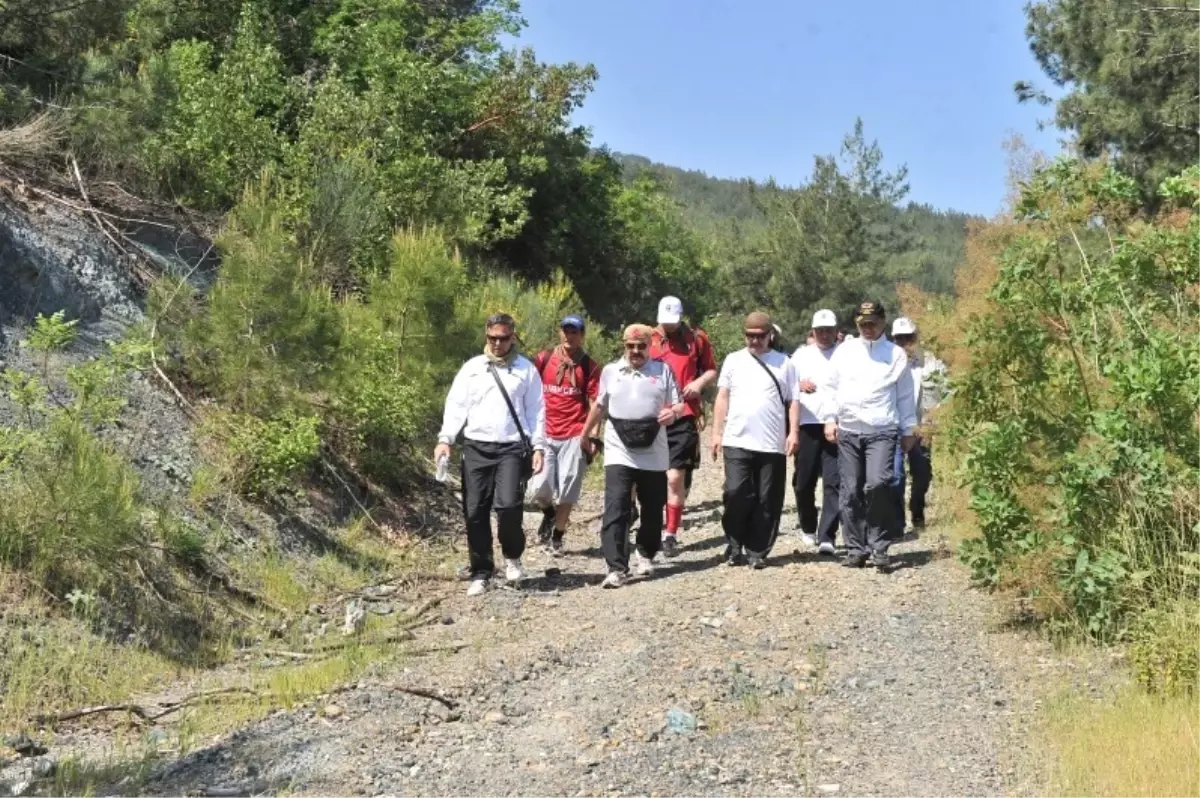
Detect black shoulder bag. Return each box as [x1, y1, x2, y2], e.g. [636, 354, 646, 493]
[487, 362, 534, 480]
[750, 353, 790, 414]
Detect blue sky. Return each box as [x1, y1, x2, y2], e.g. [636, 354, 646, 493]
[511, 0, 1064, 216]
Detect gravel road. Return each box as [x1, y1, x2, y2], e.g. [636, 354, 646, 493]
[135, 459, 1042, 798]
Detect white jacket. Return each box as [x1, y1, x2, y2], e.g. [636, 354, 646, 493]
[908, 348, 948, 425]
[790, 342, 838, 426]
[437, 354, 546, 448]
[821, 336, 917, 435]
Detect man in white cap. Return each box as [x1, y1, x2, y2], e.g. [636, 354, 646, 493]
[889, 317, 947, 535]
[648, 295, 718, 555]
[790, 309, 842, 555]
[821, 300, 917, 570]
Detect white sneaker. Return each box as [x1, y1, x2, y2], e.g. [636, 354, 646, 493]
[799, 532, 818, 547]
[633, 550, 655, 577]
[818, 541, 836, 556]
[466, 578, 488, 597]
[504, 558, 526, 582]
[601, 570, 627, 589]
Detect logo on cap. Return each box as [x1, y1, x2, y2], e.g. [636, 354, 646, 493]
[855, 301, 885, 320]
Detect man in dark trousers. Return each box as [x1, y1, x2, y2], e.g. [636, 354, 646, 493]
[527, 314, 601, 556]
[581, 324, 685, 588]
[709, 311, 799, 569]
[434, 313, 545, 597]
[790, 309, 843, 556]
[821, 301, 917, 570]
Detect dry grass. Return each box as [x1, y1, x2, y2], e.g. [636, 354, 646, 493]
[1037, 685, 1200, 797]
[0, 112, 64, 161]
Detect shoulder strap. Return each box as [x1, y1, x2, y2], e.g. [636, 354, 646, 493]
[749, 353, 788, 411]
[487, 362, 531, 449]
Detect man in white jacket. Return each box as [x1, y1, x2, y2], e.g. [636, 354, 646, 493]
[434, 313, 546, 596]
[890, 317, 947, 535]
[822, 300, 917, 570]
[790, 309, 842, 555]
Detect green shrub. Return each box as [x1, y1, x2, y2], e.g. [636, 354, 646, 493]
[1129, 598, 1200, 695]
[226, 411, 322, 496]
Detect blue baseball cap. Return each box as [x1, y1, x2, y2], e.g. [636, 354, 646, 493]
[560, 314, 585, 330]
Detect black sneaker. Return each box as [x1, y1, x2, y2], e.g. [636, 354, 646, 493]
[871, 553, 892, 571]
[536, 509, 555, 549]
[661, 534, 679, 558]
[725, 547, 746, 567]
[841, 554, 868, 568]
[549, 531, 565, 557]
[747, 553, 767, 570]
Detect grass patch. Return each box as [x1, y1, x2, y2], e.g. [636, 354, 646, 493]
[1037, 685, 1200, 797]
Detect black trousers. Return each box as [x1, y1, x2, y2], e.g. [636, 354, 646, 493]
[792, 423, 841, 545]
[460, 439, 526, 578]
[894, 442, 932, 529]
[602, 465, 666, 573]
[722, 447, 787, 557]
[838, 430, 897, 558]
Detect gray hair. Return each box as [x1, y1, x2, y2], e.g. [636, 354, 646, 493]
[485, 313, 515, 330]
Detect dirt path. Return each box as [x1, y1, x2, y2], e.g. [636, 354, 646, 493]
[137, 460, 1037, 797]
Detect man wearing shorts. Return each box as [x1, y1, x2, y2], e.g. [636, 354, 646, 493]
[649, 295, 718, 556]
[527, 315, 600, 556]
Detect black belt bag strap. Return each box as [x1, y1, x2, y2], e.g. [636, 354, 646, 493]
[487, 363, 534, 480]
[609, 416, 662, 449]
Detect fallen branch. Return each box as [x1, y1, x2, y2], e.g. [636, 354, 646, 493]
[381, 685, 457, 709]
[305, 628, 415, 654]
[33, 703, 151, 725]
[402, 595, 445, 620]
[257, 649, 317, 660]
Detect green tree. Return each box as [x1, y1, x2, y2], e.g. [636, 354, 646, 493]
[1017, 0, 1200, 199]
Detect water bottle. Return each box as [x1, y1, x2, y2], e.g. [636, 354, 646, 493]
[435, 453, 450, 483]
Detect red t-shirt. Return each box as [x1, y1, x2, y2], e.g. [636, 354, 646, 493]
[649, 326, 716, 418]
[535, 351, 601, 439]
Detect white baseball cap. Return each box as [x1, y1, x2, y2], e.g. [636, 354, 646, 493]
[657, 295, 683, 324]
[811, 309, 837, 329]
[892, 317, 917, 336]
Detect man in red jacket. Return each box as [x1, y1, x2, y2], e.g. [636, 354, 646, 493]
[649, 295, 718, 556]
[528, 314, 601, 556]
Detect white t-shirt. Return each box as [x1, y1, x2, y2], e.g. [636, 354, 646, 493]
[718, 349, 796, 454]
[597, 358, 680, 471]
[790, 342, 839, 426]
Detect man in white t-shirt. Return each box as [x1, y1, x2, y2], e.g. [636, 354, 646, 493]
[709, 311, 799, 568]
[790, 309, 842, 555]
[889, 317, 947, 535]
[581, 324, 685, 588]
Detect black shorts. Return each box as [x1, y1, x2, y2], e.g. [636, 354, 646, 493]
[665, 416, 701, 471]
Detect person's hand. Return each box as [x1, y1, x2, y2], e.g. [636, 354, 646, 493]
[532, 450, 545, 474]
[581, 436, 595, 456]
[901, 434, 917, 454]
[785, 431, 799, 456]
[682, 380, 703, 400]
[824, 422, 838, 443]
[710, 435, 722, 461]
[657, 406, 677, 426]
[433, 442, 451, 463]
[798, 378, 817, 393]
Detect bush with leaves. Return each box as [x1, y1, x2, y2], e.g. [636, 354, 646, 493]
[943, 159, 1199, 644]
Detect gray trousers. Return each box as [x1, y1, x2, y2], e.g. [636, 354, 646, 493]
[838, 430, 898, 558]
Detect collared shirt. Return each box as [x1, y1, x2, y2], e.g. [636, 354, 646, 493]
[437, 354, 545, 448]
[821, 336, 917, 435]
[790, 342, 839, 426]
[597, 357, 680, 471]
[718, 348, 797, 455]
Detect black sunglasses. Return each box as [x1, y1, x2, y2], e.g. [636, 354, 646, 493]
[486, 334, 512, 344]
[743, 330, 768, 340]
[624, 342, 648, 350]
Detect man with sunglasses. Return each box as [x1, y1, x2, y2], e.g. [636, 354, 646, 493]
[821, 301, 917, 570]
[435, 313, 546, 597]
[709, 312, 799, 568]
[527, 315, 601, 556]
[889, 317, 947, 536]
[649, 296, 718, 556]
[581, 324, 685, 588]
